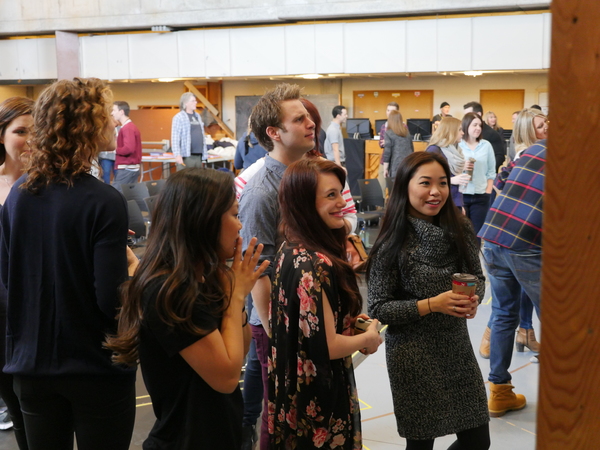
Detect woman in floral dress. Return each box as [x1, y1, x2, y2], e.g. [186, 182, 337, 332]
[268, 158, 382, 449]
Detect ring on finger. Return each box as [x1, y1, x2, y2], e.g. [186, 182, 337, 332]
[452, 306, 456, 312]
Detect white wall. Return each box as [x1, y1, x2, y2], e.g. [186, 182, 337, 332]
[0, 0, 550, 35]
[76, 14, 551, 82]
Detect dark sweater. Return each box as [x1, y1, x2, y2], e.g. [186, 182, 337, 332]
[481, 122, 505, 172]
[115, 121, 142, 167]
[0, 173, 134, 377]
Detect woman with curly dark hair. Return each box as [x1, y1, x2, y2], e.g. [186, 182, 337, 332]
[0, 78, 137, 450]
[106, 168, 268, 449]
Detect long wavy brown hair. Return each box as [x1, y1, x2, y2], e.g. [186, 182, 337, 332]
[0, 97, 34, 166]
[22, 77, 113, 193]
[105, 168, 237, 366]
[279, 158, 362, 318]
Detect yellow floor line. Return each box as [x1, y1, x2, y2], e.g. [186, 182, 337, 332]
[136, 402, 152, 408]
[136, 394, 150, 400]
[359, 399, 372, 411]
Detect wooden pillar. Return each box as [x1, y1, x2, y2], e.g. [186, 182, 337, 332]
[537, 1, 600, 448]
[55, 31, 80, 80]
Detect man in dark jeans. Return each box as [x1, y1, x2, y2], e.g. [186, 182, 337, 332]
[238, 83, 316, 450]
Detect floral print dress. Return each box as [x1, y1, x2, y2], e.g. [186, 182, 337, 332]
[268, 244, 362, 449]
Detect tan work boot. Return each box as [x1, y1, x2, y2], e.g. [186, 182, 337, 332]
[488, 383, 526, 417]
[515, 327, 541, 353]
[479, 327, 491, 359]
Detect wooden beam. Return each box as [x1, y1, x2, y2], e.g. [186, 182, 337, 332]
[184, 81, 234, 139]
[538, 1, 600, 448]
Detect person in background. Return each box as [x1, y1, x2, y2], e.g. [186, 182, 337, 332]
[111, 101, 142, 192]
[269, 158, 381, 448]
[463, 101, 505, 172]
[432, 101, 452, 124]
[234, 116, 267, 172]
[378, 102, 400, 149]
[426, 117, 469, 212]
[378, 102, 400, 191]
[484, 111, 505, 142]
[458, 113, 496, 242]
[171, 92, 207, 170]
[367, 152, 490, 450]
[383, 109, 414, 179]
[324, 105, 348, 168]
[507, 110, 520, 162]
[106, 168, 268, 449]
[0, 77, 137, 450]
[0, 96, 34, 449]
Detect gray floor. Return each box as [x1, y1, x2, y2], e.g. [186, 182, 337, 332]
[0, 224, 541, 449]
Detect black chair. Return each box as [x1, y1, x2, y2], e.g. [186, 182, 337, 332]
[145, 179, 166, 196]
[358, 179, 385, 212]
[144, 195, 158, 217]
[127, 200, 146, 242]
[385, 177, 395, 199]
[121, 183, 151, 216]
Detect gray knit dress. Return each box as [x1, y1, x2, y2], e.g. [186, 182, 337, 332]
[367, 216, 489, 440]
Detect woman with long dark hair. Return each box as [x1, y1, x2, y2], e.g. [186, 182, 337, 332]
[367, 152, 490, 450]
[106, 168, 268, 449]
[268, 158, 381, 449]
[0, 96, 33, 449]
[0, 78, 136, 449]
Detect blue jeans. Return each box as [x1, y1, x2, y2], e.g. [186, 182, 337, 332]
[242, 339, 263, 427]
[482, 241, 542, 384]
[485, 289, 539, 329]
[99, 158, 114, 184]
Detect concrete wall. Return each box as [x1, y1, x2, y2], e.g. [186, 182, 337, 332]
[0, 1, 550, 36]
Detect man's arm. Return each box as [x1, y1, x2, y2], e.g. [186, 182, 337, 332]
[239, 182, 279, 333]
[171, 114, 185, 165]
[331, 142, 342, 167]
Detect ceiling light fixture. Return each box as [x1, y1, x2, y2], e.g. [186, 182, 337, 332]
[298, 74, 322, 79]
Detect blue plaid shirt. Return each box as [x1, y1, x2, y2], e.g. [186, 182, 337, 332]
[170, 110, 207, 159]
[478, 140, 546, 250]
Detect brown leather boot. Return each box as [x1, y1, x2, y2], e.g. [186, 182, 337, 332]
[488, 383, 527, 417]
[515, 327, 541, 353]
[479, 327, 491, 359]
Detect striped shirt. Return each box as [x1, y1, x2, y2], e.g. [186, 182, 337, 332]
[478, 140, 546, 250]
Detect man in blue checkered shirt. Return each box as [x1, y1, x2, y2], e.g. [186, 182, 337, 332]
[478, 139, 546, 418]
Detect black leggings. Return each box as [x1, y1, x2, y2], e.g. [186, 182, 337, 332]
[406, 423, 491, 450]
[0, 371, 28, 449]
[13, 374, 136, 450]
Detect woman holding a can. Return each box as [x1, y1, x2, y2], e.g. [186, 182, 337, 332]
[367, 152, 490, 450]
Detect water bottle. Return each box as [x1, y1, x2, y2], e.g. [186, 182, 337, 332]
[458, 157, 476, 193]
[359, 225, 367, 247]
